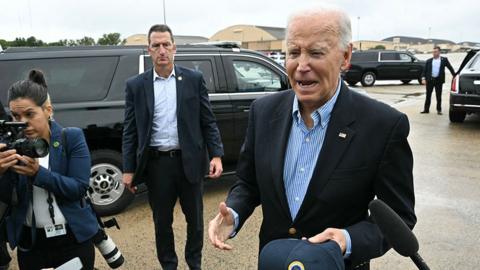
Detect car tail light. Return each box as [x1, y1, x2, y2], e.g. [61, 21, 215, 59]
[451, 75, 458, 93]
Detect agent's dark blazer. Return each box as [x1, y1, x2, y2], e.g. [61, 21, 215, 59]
[122, 65, 224, 185]
[421, 56, 455, 84]
[226, 82, 416, 270]
[1, 121, 98, 248]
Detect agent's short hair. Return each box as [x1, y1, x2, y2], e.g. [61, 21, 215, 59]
[148, 24, 174, 44]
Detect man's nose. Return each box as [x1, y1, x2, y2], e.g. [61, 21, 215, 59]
[296, 53, 311, 72]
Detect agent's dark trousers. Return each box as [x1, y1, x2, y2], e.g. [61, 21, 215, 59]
[424, 78, 443, 112]
[17, 226, 94, 270]
[145, 151, 203, 270]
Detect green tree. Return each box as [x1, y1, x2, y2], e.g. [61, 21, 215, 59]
[97, 33, 122, 45]
[77, 36, 95, 46]
[0, 39, 8, 49]
[26, 36, 45, 47]
[11, 37, 27, 47]
[372, 45, 386, 50]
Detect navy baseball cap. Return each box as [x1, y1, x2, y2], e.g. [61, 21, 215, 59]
[258, 239, 345, 270]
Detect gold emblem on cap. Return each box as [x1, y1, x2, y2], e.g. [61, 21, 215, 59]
[288, 261, 305, 270]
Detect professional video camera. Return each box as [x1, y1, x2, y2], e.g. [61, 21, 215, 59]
[0, 120, 49, 158]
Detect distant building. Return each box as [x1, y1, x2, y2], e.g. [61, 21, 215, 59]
[124, 34, 208, 46]
[210, 24, 286, 53]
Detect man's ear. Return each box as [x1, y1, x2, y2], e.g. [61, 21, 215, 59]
[341, 43, 353, 71]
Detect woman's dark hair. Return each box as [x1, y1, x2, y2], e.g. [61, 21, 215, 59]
[7, 69, 49, 106]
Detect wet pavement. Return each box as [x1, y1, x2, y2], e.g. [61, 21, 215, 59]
[7, 53, 480, 269]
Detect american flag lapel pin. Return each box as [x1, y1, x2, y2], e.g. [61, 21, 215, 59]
[338, 132, 347, 139]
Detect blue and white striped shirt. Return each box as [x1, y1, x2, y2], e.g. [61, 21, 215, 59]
[283, 81, 340, 220]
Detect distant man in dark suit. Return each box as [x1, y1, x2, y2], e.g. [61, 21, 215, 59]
[208, 6, 416, 270]
[421, 46, 456, 115]
[122, 24, 224, 270]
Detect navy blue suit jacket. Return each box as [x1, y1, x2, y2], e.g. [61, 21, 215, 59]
[122, 65, 224, 185]
[226, 83, 416, 269]
[1, 121, 98, 248]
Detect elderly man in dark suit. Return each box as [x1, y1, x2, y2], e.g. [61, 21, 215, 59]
[122, 24, 224, 270]
[208, 6, 416, 270]
[421, 46, 456, 115]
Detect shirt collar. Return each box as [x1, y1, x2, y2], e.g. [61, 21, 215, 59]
[153, 66, 176, 81]
[292, 77, 342, 129]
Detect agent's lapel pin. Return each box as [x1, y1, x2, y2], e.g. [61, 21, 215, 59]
[338, 132, 347, 139]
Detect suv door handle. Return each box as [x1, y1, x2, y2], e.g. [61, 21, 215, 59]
[237, 105, 250, 112]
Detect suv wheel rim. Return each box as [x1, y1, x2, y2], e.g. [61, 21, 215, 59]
[88, 163, 125, 206]
[364, 74, 374, 85]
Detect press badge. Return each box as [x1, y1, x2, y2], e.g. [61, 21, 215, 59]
[44, 224, 67, 238]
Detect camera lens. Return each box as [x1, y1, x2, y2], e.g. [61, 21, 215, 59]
[31, 138, 49, 158]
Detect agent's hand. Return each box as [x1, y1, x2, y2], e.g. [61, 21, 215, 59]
[122, 173, 136, 193]
[208, 157, 223, 179]
[421, 79, 426, 85]
[304, 228, 347, 254]
[12, 155, 39, 177]
[208, 202, 234, 250]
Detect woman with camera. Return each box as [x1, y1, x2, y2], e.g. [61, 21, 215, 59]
[0, 70, 98, 269]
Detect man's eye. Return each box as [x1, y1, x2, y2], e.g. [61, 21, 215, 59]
[310, 51, 325, 57]
[288, 51, 299, 58]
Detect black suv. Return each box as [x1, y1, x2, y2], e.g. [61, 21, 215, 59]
[449, 49, 480, 122]
[343, 50, 425, 87]
[0, 44, 289, 215]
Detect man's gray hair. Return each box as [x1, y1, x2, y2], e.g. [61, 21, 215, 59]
[286, 5, 352, 50]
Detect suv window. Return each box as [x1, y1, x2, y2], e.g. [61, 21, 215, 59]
[351, 52, 377, 62]
[469, 55, 480, 69]
[144, 57, 217, 93]
[380, 52, 398, 61]
[0, 57, 117, 104]
[399, 53, 412, 62]
[233, 60, 282, 92]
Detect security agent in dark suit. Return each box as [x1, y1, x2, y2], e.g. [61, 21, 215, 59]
[122, 25, 224, 270]
[421, 46, 456, 114]
[208, 7, 416, 270]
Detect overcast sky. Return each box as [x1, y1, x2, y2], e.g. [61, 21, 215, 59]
[1, 0, 478, 43]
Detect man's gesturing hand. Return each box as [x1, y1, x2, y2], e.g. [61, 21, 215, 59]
[305, 228, 347, 254]
[208, 202, 234, 250]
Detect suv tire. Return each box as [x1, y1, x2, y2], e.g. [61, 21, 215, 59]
[401, 80, 411, 84]
[88, 149, 134, 216]
[361, 72, 376, 87]
[449, 110, 466, 123]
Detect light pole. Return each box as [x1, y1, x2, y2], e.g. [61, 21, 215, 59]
[163, 0, 167, 24]
[357, 16, 360, 41]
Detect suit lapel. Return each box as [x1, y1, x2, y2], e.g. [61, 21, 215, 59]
[175, 66, 184, 116]
[295, 83, 356, 222]
[48, 121, 63, 173]
[143, 69, 154, 122]
[269, 90, 295, 221]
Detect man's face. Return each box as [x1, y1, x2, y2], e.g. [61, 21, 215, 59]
[286, 15, 351, 109]
[433, 48, 440, 58]
[148, 31, 176, 71]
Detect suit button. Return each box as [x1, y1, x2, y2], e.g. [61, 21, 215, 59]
[288, 227, 297, 235]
